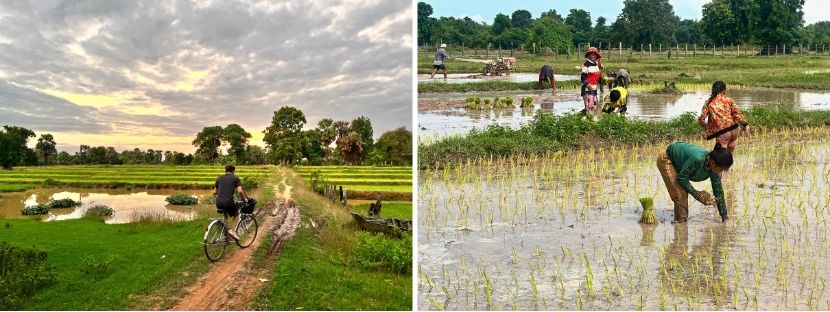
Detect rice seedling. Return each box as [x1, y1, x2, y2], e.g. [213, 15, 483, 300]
[419, 126, 830, 310]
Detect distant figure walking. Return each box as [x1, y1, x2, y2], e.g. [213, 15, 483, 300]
[538, 65, 557, 95]
[698, 81, 750, 152]
[431, 43, 452, 82]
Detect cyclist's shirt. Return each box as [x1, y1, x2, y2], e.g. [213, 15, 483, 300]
[215, 173, 241, 202]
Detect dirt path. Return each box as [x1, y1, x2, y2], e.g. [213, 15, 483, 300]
[172, 168, 300, 310]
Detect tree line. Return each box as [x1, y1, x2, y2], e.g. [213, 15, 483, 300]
[0, 106, 412, 169]
[418, 0, 827, 53]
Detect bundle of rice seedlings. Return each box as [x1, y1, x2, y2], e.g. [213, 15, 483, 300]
[639, 197, 657, 224]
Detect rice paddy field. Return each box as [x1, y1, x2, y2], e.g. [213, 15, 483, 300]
[294, 166, 413, 204]
[418, 126, 830, 310]
[0, 165, 274, 189]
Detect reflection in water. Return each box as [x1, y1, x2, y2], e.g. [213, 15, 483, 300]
[0, 188, 213, 224]
[658, 223, 735, 309]
[420, 89, 830, 138]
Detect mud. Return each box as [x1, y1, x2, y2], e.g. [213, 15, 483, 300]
[418, 136, 830, 310]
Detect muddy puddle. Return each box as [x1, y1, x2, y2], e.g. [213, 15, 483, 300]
[418, 133, 830, 310]
[418, 73, 579, 84]
[0, 188, 214, 224]
[418, 88, 830, 139]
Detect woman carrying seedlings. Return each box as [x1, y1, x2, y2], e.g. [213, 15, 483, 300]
[657, 141, 732, 223]
[580, 47, 603, 115]
[698, 81, 750, 152]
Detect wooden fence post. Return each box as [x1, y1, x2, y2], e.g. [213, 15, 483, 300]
[619, 42, 622, 59]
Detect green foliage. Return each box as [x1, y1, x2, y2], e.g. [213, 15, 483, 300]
[264, 106, 307, 164]
[420, 107, 830, 167]
[241, 175, 262, 190]
[353, 232, 412, 274]
[0, 242, 57, 310]
[164, 194, 198, 205]
[639, 197, 657, 224]
[48, 198, 81, 208]
[80, 255, 114, 276]
[21, 204, 51, 215]
[373, 127, 413, 166]
[223, 124, 252, 165]
[0, 125, 36, 170]
[84, 204, 114, 218]
[192, 126, 224, 164]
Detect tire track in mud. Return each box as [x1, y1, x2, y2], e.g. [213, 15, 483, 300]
[172, 168, 300, 310]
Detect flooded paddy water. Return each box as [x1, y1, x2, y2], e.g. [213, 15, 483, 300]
[418, 127, 830, 310]
[0, 188, 214, 224]
[418, 88, 830, 140]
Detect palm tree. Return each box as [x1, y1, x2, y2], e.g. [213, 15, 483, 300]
[35, 134, 57, 166]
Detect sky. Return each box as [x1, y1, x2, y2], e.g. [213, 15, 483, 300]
[423, 0, 827, 26]
[0, 0, 412, 154]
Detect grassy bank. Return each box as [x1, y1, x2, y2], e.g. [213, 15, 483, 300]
[418, 53, 830, 91]
[0, 217, 211, 310]
[253, 172, 411, 310]
[348, 201, 412, 220]
[419, 107, 830, 168]
[294, 166, 412, 202]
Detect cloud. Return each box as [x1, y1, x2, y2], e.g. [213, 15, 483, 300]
[0, 0, 412, 153]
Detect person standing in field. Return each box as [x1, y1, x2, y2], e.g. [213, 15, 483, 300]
[698, 81, 751, 153]
[430, 43, 452, 81]
[538, 64, 557, 95]
[657, 141, 732, 223]
[580, 47, 603, 115]
[214, 165, 249, 240]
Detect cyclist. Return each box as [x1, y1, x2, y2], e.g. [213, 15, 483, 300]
[214, 165, 248, 240]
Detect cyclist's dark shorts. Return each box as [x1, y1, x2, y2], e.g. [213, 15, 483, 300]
[216, 198, 239, 217]
[433, 64, 446, 70]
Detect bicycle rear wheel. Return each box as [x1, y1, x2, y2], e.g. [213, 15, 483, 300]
[204, 221, 227, 261]
[235, 214, 258, 248]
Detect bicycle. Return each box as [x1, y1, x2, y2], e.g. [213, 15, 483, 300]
[203, 198, 258, 261]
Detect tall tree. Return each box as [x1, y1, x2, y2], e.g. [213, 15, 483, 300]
[263, 106, 307, 164]
[35, 134, 56, 166]
[749, 0, 804, 47]
[373, 127, 412, 166]
[593, 16, 609, 43]
[531, 13, 573, 52]
[417, 2, 435, 45]
[565, 9, 593, 46]
[700, 0, 740, 45]
[350, 116, 374, 162]
[511, 10, 533, 28]
[676, 19, 703, 45]
[223, 124, 252, 164]
[492, 13, 512, 36]
[0, 126, 35, 169]
[192, 126, 224, 164]
[540, 9, 564, 22]
[612, 0, 680, 47]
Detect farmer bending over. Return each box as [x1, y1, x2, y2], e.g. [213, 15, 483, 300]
[214, 165, 249, 240]
[601, 86, 628, 114]
[538, 65, 557, 95]
[657, 142, 732, 223]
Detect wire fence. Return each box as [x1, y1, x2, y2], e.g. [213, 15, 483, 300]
[421, 41, 830, 59]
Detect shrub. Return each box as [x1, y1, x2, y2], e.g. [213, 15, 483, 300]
[0, 242, 57, 309]
[353, 232, 412, 274]
[80, 255, 113, 276]
[241, 175, 262, 191]
[21, 204, 51, 215]
[48, 198, 80, 208]
[165, 194, 198, 205]
[84, 204, 114, 218]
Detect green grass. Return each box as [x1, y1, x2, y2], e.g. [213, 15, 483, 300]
[0, 183, 34, 192]
[348, 201, 412, 220]
[0, 217, 212, 310]
[253, 173, 411, 310]
[0, 165, 276, 190]
[295, 166, 412, 200]
[418, 52, 830, 91]
[419, 106, 830, 167]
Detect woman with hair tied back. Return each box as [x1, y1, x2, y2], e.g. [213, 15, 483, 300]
[698, 81, 751, 153]
[657, 141, 733, 223]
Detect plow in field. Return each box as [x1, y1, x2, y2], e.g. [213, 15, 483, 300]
[455, 57, 517, 76]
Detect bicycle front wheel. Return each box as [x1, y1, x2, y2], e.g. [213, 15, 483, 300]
[235, 214, 258, 248]
[204, 221, 227, 261]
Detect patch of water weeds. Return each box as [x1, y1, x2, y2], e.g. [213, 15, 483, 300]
[418, 127, 830, 310]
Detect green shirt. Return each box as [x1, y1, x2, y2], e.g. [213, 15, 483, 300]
[666, 141, 727, 218]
